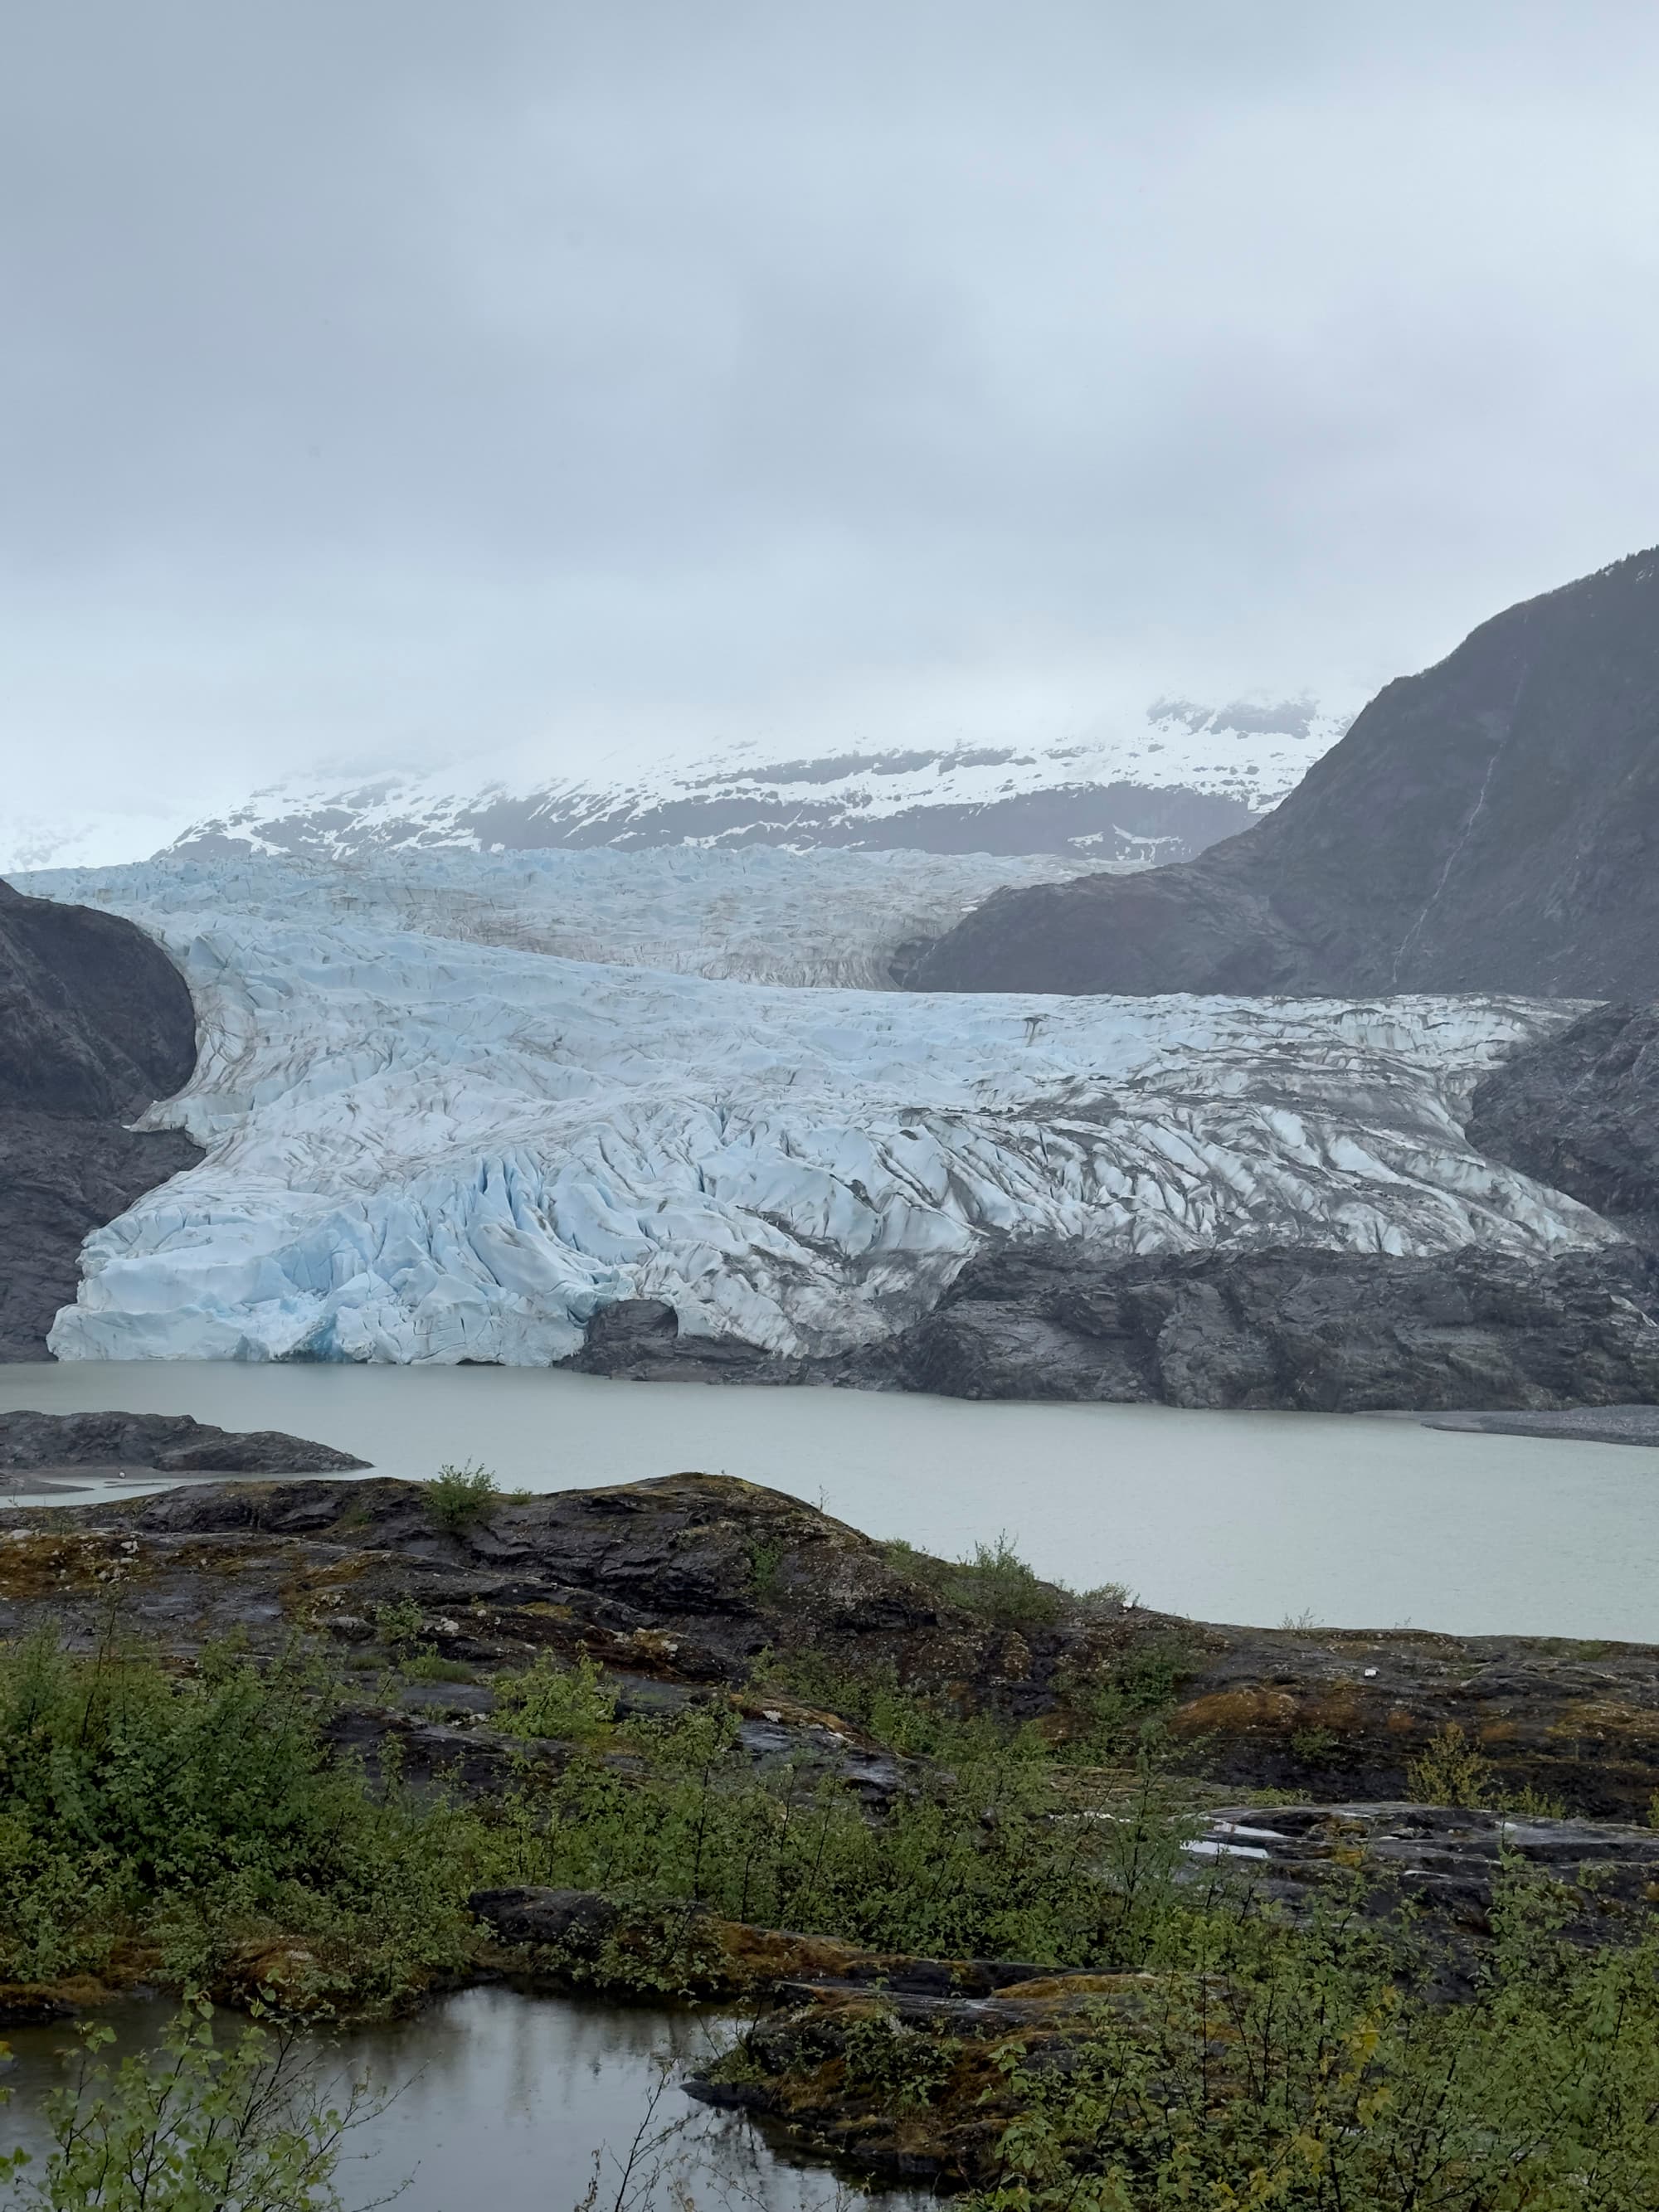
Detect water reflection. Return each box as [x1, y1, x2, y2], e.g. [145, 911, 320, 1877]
[1, 1989, 919, 2211]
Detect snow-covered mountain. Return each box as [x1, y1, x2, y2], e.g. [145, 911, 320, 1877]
[24, 849, 1603, 1366]
[162, 697, 1351, 868]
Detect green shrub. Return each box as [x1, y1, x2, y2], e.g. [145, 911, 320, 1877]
[883, 1532, 1064, 1630]
[0, 1633, 485, 2009]
[399, 1651, 478, 1685]
[1406, 1720, 1496, 1808]
[837, 2005, 961, 2111]
[424, 1461, 499, 1534]
[961, 1886, 1659, 2210]
[370, 1597, 424, 1650]
[747, 1539, 785, 1598]
[1, 1998, 384, 2212]
[493, 1651, 617, 1743]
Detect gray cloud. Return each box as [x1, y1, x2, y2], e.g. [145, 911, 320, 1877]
[5, 1, 1659, 838]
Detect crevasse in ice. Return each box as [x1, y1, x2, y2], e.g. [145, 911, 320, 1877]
[23, 851, 1605, 1365]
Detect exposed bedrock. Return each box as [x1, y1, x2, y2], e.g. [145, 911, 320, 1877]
[852, 1241, 1659, 1410]
[0, 1411, 367, 1474]
[12, 1471, 1659, 1816]
[562, 1297, 796, 1382]
[1467, 1001, 1659, 1247]
[0, 878, 202, 1359]
[908, 547, 1659, 998]
[567, 1244, 1659, 1412]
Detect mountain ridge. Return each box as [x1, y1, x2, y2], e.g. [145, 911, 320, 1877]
[157, 695, 1350, 868]
[907, 549, 1659, 998]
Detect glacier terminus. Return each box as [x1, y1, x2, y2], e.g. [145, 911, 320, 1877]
[22, 848, 1609, 1367]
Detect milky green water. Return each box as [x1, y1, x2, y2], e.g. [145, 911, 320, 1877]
[2, 1362, 1657, 1637]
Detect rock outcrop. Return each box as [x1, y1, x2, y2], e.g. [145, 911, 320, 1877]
[562, 1298, 794, 1381]
[11, 1471, 1659, 1817]
[844, 1239, 1659, 1410]
[907, 547, 1659, 999]
[0, 1411, 367, 1474]
[1467, 1002, 1659, 1247]
[0, 878, 201, 1358]
[567, 1242, 1659, 1412]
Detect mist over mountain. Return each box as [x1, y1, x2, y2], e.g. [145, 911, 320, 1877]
[908, 549, 1659, 998]
[159, 696, 1349, 868]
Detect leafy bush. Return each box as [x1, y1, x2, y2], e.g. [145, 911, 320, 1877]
[493, 1651, 618, 1743]
[1, 1998, 382, 2212]
[424, 1461, 499, 1534]
[962, 1884, 1659, 2210]
[747, 1539, 785, 1598]
[1406, 1720, 1496, 1808]
[0, 1634, 486, 2009]
[519, 1698, 1195, 1969]
[838, 2005, 961, 2111]
[1058, 1632, 1197, 1762]
[369, 1597, 424, 1649]
[883, 1532, 1064, 1630]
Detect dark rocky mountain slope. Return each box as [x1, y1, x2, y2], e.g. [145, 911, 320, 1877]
[564, 1242, 1659, 1412]
[908, 547, 1659, 997]
[851, 1239, 1659, 1410]
[0, 878, 201, 1358]
[1467, 1002, 1659, 1247]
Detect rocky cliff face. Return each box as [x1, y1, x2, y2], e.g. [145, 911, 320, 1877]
[566, 1244, 1659, 1414]
[0, 879, 201, 1358]
[1467, 1003, 1659, 1247]
[908, 547, 1659, 998]
[851, 1241, 1659, 1410]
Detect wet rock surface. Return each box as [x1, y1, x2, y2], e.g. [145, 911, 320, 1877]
[1187, 1802, 1659, 1957]
[835, 1239, 1659, 1411]
[1423, 1404, 1659, 1445]
[908, 547, 1659, 1000]
[0, 1411, 369, 1473]
[0, 876, 202, 1359]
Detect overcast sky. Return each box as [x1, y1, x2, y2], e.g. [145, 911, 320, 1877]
[6, 1, 1659, 849]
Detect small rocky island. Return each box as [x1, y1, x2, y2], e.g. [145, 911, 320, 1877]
[0, 1410, 368, 1475]
[3, 1469, 1658, 2190]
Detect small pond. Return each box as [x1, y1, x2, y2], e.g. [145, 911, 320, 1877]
[0, 1987, 916, 2211]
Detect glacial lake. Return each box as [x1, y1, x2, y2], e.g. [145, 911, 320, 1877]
[2, 1362, 1658, 1640]
[0, 1986, 907, 2211]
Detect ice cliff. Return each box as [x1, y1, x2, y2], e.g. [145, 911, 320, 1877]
[22, 850, 1609, 1366]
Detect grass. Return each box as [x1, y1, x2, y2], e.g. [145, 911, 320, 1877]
[398, 1651, 479, 1685]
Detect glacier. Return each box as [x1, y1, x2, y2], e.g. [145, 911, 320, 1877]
[22, 848, 1609, 1368]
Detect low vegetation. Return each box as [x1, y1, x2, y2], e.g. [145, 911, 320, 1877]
[944, 1890, 1659, 2210]
[423, 1459, 499, 1534]
[4, 1511, 1659, 2208]
[0, 2000, 382, 2212]
[0, 1632, 484, 2014]
[883, 1529, 1066, 1628]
